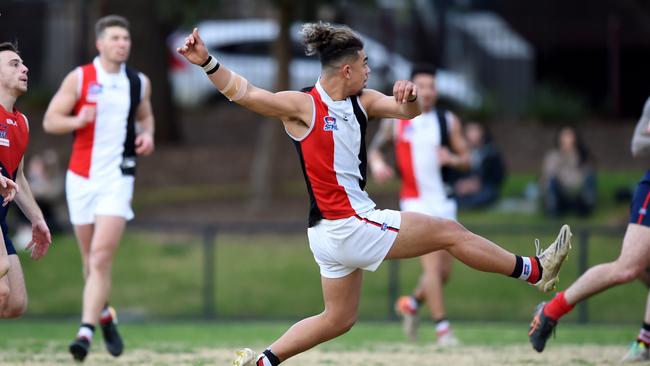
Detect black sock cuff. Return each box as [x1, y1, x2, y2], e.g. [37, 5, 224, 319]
[435, 317, 448, 324]
[643, 322, 650, 332]
[81, 323, 95, 332]
[263, 349, 281, 366]
[510, 255, 523, 278]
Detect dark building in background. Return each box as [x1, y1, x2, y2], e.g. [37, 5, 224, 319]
[480, 0, 650, 117]
[0, 1, 47, 87]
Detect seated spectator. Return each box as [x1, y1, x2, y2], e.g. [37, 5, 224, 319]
[541, 126, 596, 217]
[455, 122, 506, 209]
[13, 150, 64, 247]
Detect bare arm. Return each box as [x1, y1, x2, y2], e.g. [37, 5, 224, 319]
[14, 158, 52, 260]
[135, 75, 155, 156]
[439, 113, 470, 171]
[43, 70, 95, 135]
[368, 119, 395, 184]
[631, 96, 650, 158]
[361, 82, 420, 120]
[176, 28, 312, 133]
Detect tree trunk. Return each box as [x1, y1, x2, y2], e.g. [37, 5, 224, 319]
[97, 0, 180, 143]
[248, 0, 293, 210]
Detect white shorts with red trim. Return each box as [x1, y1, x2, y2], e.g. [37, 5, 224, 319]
[400, 196, 457, 221]
[307, 208, 401, 278]
[65, 170, 135, 225]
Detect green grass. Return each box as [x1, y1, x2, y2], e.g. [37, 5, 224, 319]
[16, 171, 648, 322]
[0, 320, 639, 349]
[17, 228, 648, 323]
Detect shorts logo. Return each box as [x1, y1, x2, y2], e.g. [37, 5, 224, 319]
[381, 222, 388, 231]
[0, 125, 9, 147]
[640, 208, 647, 216]
[323, 116, 338, 131]
[523, 262, 531, 277]
[87, 82, 103, 103]
[5, 118, 16, 126]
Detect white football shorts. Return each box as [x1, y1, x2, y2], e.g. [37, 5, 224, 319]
[400, 196, 457, 221]
[65, 170, 135, 225]
[307, 208, 401, 279]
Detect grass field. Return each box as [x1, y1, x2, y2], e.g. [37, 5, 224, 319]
[17, 228, 648, 322]
[0, 321, 641, 365]
[6, 171, 647, 365]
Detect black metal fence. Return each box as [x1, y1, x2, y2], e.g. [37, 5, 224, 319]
[127, 220, 627, 323]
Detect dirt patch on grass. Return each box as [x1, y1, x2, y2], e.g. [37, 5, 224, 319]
[0, 343, 626, 365]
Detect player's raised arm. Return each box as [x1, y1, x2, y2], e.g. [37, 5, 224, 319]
[43, 70, 95, 135]
[361, 80, 420, 120]
[177, 28, 312, 125]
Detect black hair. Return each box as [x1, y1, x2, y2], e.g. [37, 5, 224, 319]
[410, 63, 437, 79]
[301, 22, 364, 67]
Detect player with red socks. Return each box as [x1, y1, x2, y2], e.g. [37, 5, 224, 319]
[530, 97, 650, 359]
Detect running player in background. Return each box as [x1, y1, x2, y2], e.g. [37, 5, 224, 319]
[177, 22, 571, 366]
[620, 96, 650, 362]
[529, 96, 650, 361]
[0, 41, 52, 319]
[43, 15, 155, 362]
[369, 63, 470, 345]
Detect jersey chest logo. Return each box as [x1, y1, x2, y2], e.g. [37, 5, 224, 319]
[0, 125, 9, 147]
[87, 82, 103, 103]
[323, 116, 338, 131]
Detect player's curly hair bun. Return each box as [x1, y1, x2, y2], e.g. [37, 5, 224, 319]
[301, 21, 364, 66]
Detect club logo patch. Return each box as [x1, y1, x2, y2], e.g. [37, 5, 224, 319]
[0, 125, 9, 147]
[87, 82, 103, 102]
[323, 116, 338, 131]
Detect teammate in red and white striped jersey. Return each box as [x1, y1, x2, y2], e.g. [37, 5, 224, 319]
[0, 42, 52, 320]
[43, 15, 155, 362]
[529, 97, 650, 359]
[177, 22, 571, 366]
[368, 64, 470, 345]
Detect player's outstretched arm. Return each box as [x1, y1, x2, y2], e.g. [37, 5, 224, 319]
[361, 81, 420, 120]
[43, 70, 94, 135]
[177, 28, 312, 124]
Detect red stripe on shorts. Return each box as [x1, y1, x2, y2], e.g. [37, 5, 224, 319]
[637, 190, 650, 224]
[354, 214, 399, 232]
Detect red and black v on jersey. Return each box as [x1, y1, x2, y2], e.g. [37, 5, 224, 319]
[0, 104, 29, 180]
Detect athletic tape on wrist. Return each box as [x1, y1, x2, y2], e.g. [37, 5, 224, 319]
[219, 70, 248, 102]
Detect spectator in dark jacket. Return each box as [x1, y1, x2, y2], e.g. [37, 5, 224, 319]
[455, 122, 506, 209]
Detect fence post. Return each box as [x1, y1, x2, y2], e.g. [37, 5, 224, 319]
[577, 228, 590, 324]
[388, 260, 400, 320]
[202, 226, 217, 320]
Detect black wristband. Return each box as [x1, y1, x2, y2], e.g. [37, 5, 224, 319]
[206, 62, 220, 75]
[200, 55, 212, 67]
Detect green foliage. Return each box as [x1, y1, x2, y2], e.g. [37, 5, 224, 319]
[526, 82, 589, 122]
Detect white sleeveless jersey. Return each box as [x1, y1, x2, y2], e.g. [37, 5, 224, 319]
[69, 57, 145, 180]
[394, 110, 456, 219]
[291, 81, 376, 227]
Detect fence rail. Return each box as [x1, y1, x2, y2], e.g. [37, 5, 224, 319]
[127, 220, 627, 323]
